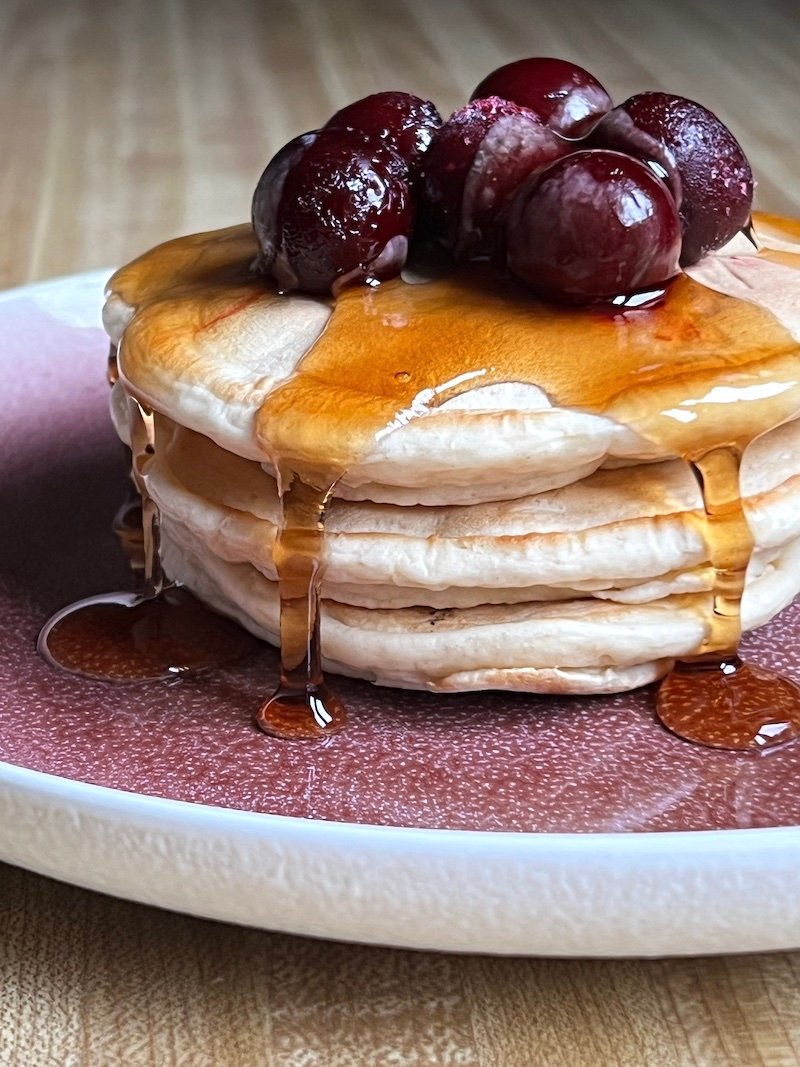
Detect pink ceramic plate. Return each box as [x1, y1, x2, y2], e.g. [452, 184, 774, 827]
[2, 271, 800, 956]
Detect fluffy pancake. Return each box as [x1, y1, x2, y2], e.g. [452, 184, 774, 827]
[156, 522, 800, 693]
[104, 214, 800, 694]
[128, 412, 800, 602]
[105, 216, 800, 507]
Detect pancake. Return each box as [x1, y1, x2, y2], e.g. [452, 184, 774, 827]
[103, 213, 800, 695]
[104, 216, 800, 506]
[156, 525, 800, 693]
[120, 412, 800, 602]
[103, 256, 644, 507]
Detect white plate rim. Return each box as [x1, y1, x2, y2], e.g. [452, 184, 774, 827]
[2, 756, 800, 957]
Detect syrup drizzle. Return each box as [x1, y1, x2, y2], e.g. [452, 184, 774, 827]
[96, 217, 800, 746]
[255, 462, 346, 738]
[37, 346, 256, 682]
[657, 446, 800, 749]
[255, 370, 494, 738]
[128, 391, 165, 599]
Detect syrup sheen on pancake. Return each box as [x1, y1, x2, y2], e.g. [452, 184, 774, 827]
[106, 214, 800, 747]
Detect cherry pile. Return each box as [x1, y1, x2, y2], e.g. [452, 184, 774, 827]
[251, 59, 754, 304]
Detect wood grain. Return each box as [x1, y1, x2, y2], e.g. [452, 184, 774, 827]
[2, 0, 800, 1064]
[1, 0, 798, 289]
[4, 863, 800, 1067]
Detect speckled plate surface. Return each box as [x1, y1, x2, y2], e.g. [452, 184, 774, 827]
[2, 271, 800, 957]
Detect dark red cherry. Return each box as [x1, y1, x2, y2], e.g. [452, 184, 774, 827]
[607, 93, 753, 265]
[470, 57, 612, 137]
[325, 91, 442, 177]
[421, 96, 568, 255]
[461, 113, 572, 257]
[252, 131, 317, 274]
[588, 108, 682, 207]
[505, 149, 682, 304]
[251, 127, 413, 295]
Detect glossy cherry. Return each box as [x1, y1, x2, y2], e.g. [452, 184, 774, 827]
[597, 93, 753, 265]
[505, 149, 682, 304]
[326, 91, 441, 177]
[421, 96, 568, 255]
[252, 127, 413, 294]
[588, 107, 682, 206]
[470, 57, 612, 137]
[252, 131, 317, 275]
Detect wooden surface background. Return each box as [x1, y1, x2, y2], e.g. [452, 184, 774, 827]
[2, 0, 800, 1063]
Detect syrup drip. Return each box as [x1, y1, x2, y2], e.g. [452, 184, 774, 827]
[37, 347, 256, 682]
[255, 463, 345, 738]
[254, 368, 494, 736]
[688, 447, 753, 659]
[103, 218, 800, 746]
[128, 391, 166, 599]
[606, 373, 800, 749]
[657, 447, 800, 749]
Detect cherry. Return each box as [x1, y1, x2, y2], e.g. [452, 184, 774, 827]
[505, 149, 682, 304]
[470, 57, 612, 137]
[421, 96, 569, 255]
[588, 108, 682, 207]
[252, 127, 414, 294]
[596, 93, 753, 265]
[325, 91, 442, 177]
[252, 131, 316, 275]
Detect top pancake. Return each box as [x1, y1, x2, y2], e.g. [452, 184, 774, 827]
[104, 215, 800, 506]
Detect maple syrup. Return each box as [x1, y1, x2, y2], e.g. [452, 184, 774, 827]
[37, 586, 255, 683]
[97, 218, 800, 746]
[254, 462, 346, 738]
[37, 343, 257, 682]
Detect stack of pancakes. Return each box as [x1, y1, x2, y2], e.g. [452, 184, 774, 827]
[103, 216, 800, 695]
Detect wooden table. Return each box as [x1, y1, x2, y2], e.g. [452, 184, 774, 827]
[2, 1, 800, 1063]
